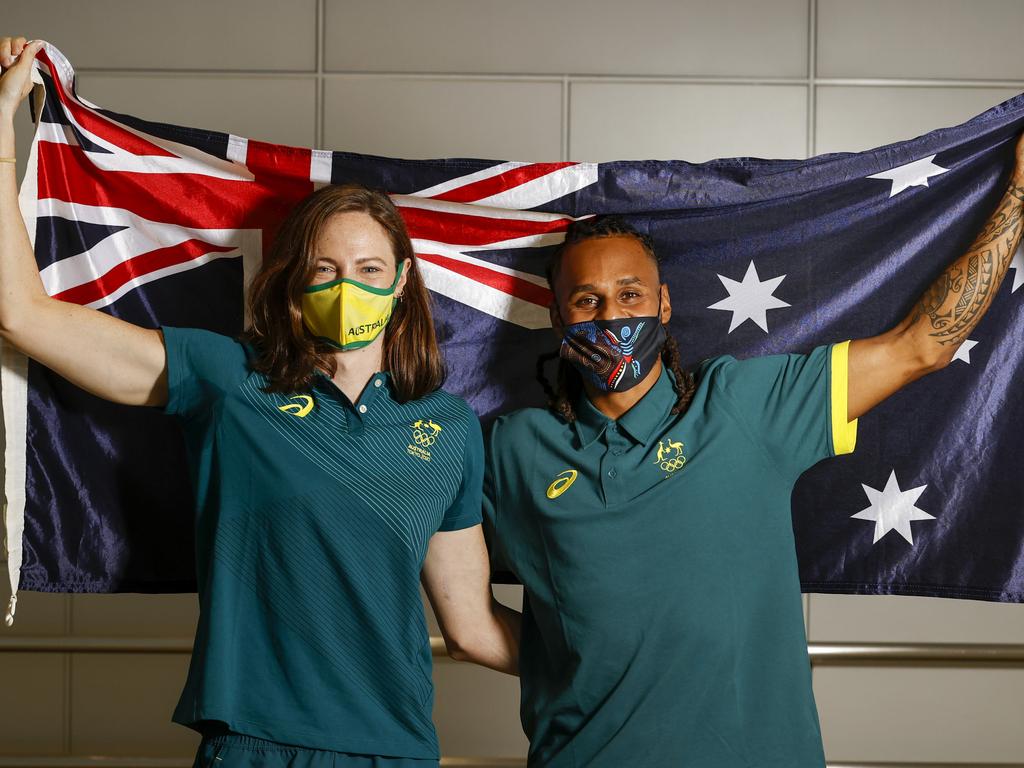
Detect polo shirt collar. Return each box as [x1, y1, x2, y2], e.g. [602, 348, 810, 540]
[572, 364, 677, 449]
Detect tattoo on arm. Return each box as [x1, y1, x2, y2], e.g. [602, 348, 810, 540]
[908, 182, 1024, 349]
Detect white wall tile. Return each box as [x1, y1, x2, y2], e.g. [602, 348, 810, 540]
[433, 660, 528, 757]
[808, 593, 1024, 643]
[0, 653, 65, 754]
[817, 0, 1024, 80]
[570, 83, 807, 162]
[6, 1, 317, 71]
[70, 652, 198, 756]
[323, 78, 562, 160]
[71, 593, 198, 637]
[815, 667, 1024, 762]
[77, 74, 318, 148]
[814, 86, 1019, 155]
[324, 0, 808, 78]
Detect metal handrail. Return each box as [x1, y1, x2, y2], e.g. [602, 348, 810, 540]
[2, 636, 1024, 666]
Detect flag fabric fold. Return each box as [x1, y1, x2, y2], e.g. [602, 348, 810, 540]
[5, 42, 1024, 620]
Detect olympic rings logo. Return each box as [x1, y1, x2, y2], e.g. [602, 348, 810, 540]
[655, 437, 686, 474]
[412, 429, 436, 446]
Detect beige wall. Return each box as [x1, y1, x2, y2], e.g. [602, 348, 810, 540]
[3, 0, 1024, 765]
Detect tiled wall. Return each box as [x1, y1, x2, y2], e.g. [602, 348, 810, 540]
[4, 0, 1024, 764]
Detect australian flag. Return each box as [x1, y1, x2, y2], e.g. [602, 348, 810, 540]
[5, 42, 1024, 620]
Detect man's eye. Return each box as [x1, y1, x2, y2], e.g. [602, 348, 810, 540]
[621, 291, 641, 300]
[576, 297, 597, 307]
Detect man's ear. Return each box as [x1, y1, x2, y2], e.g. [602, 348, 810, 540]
[660, 283, 672, 325]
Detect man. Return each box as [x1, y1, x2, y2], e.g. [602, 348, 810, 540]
[482, 135, 1024, 767]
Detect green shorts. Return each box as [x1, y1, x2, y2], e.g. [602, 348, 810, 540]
[193, 731, 440, 768]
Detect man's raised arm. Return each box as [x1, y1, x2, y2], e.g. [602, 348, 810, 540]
[846, 132, 1024, 422]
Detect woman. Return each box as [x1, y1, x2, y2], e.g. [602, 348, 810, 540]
[0, 37, 519, 768]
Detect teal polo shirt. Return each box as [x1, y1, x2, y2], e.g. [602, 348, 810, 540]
[159, 326, 483, 761]
[484, 340, 859, 768]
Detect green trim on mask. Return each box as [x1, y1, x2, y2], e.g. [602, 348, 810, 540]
[304, 260, 406, 296]
[313, 335, 378, 351]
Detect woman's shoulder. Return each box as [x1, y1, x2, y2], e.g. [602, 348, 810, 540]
[416, 387, 479, 424]
[160, 325, 252, 382]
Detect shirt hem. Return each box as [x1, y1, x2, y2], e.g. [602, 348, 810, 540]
[174, 710, 441, 761]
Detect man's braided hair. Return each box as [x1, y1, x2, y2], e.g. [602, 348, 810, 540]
[536, 216, 697, 423]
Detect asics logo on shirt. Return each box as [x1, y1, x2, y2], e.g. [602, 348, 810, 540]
[546, 469, 578, 499]
[278, 395, 315, 418]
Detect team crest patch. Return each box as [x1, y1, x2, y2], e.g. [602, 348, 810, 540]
[408, 419, 442, 462]
[655, 437, 686, 476]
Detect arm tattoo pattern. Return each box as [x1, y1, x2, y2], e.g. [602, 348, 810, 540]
[909, 182, 1024, 349]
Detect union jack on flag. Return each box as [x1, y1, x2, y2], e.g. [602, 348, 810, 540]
[7, 42, 1024, 615]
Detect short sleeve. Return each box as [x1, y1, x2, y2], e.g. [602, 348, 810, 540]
[160, 326, 249, 421]
[437, 412, 484, 532]
[712, 339, 859, 477]
[481, 418, 517, 581]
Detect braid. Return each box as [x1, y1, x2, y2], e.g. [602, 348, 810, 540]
[660, 333, 697, 415]
[536, 351, 580, 423]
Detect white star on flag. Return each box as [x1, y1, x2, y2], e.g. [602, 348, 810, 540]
[952, 339, 978, 364]
[852, 469, 935, 545]
[707, 260, 790, 333]
[1010, 239, 1024, 293]
[867, 154, 949, 197]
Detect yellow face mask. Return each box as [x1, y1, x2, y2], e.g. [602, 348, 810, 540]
[301, 261, 405, 351]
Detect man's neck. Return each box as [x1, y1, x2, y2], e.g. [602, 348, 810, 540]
[582, 358, 663, 421]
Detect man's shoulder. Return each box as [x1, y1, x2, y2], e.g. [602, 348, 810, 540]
[488, 405, 570, 449]
[492, 404, 566, 431]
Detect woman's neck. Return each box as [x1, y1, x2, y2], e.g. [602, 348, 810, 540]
[328, 337, 385, 405]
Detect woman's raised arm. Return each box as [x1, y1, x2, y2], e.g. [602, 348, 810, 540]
[0, 36, 168, 407]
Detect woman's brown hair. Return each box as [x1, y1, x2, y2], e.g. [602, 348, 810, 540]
[240, 183, 445, 401]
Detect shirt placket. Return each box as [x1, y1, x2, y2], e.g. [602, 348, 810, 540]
[599, 423, 632, 506]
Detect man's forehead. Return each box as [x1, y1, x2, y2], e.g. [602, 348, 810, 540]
[557, 238, 659, 283]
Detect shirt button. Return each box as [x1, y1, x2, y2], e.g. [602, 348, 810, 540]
[373, 378, 382, 388]
[358, 404, 368, 414]
[607, 468, 617, 478]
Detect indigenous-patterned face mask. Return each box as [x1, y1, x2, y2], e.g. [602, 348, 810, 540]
[559, 309, 667, 393]
[301, 261, 405, 351]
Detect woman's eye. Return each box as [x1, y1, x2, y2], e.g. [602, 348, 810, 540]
[362, 266, 382, 273]
[316, 265, 334, 273]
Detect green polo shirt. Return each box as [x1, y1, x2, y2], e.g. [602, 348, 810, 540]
[484, 340, 858, 768]
[159, 326, 483, 761]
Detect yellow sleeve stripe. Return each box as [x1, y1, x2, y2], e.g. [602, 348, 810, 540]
[830, 339, 858, 455]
